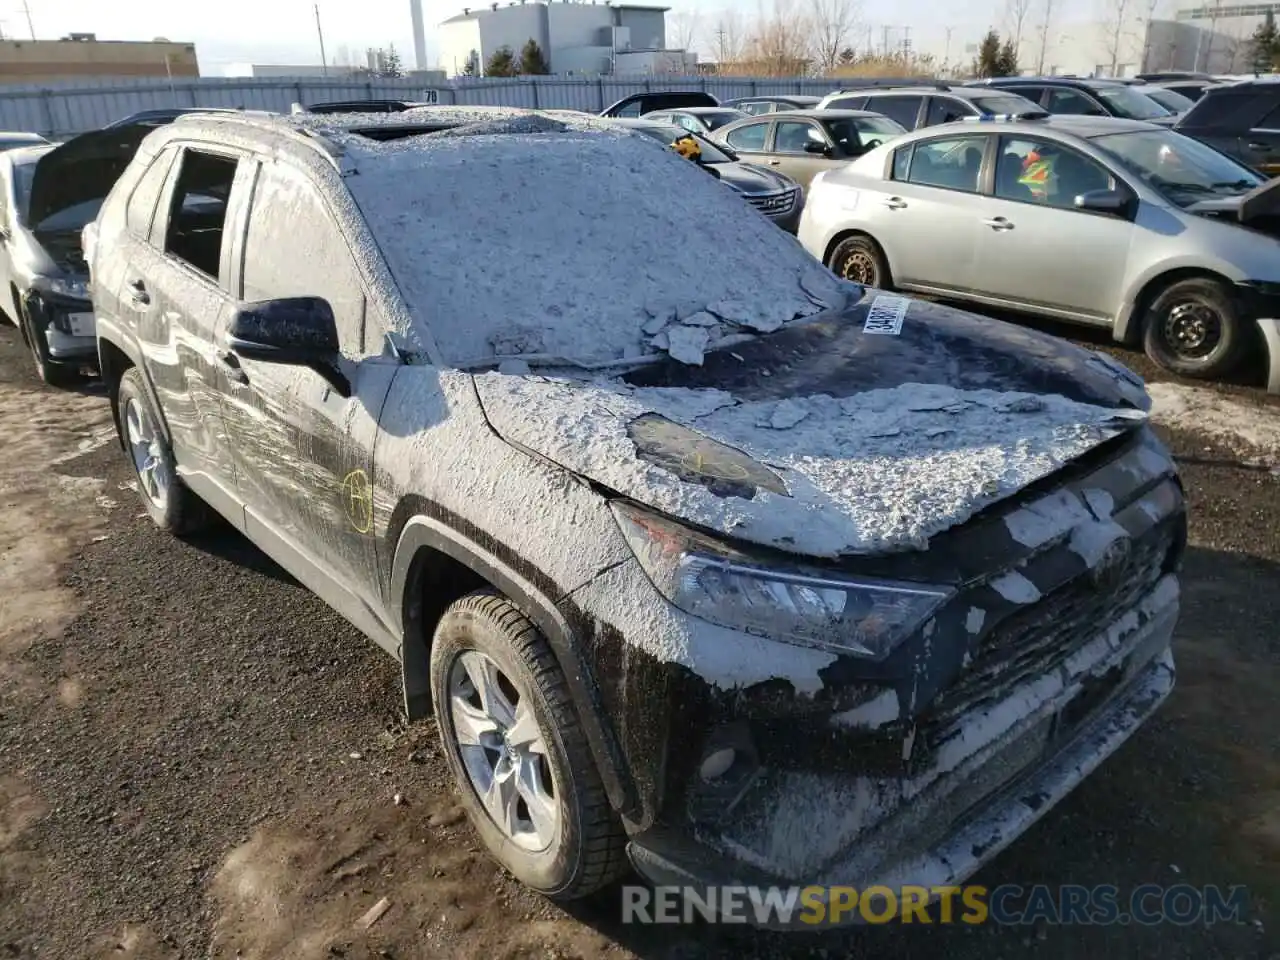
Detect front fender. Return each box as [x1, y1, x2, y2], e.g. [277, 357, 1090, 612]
[390, 510, 639, 817]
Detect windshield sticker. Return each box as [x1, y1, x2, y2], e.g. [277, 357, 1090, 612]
[340, 468, 374, 534]
[864, 295, 909, 335]
[627, 414, 790, 500]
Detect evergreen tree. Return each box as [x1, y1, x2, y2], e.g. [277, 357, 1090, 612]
[974, 30, 1004, 78]
[381, 44, 403, 78]
[838, 46, 856, 66]
[519, 38, 551, 75]
[997, 38, 1019, 76]
[462, 49, 480, 76]
[1251, 10, 1279, 75]
[485, 45, 518, 77]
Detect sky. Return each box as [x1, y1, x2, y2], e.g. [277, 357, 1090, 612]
[0, 0, 1084, 73]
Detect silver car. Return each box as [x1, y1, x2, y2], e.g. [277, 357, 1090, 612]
[798, 113, 1280, 380]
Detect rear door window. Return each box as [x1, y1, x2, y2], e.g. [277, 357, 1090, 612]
[1045, 87, 1106, 116]
[904, 136, 986, 192]
[866, 95, 924, 129]
[725, 121, 770, 152]
[161, 149, 238, 283]
[826, 95, 867, 110]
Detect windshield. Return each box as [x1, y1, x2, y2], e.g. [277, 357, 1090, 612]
[1093, 85, 1172, 120]
[973, 94, 1043, 115]
[632, 124, 735, 163]
[1092, 128, 1263, 206]
[1144, 87, 1194, 113]
[353, 130, 844, 366]
[699, 110, 746, 130]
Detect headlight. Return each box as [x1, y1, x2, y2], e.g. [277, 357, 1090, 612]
[33, 275, 89, 300]
[611, 502, 952, 660]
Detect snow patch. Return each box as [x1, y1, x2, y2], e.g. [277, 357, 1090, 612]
[990, 570, 1042, 604]
[831, 688, 900, 730]
[666, 325, 710, 366]
[1003, 489, 1091, 548]
[1069, 518, 1130, 569]
[965, 606, 987, 635]
[1148, 381, 1280, 463]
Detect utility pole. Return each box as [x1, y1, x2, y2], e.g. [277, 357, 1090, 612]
[21, 0, 34, 40]
[314, 3, 329, 77]
[943, 26, 953, 72]
[901, 26, 912, 57]
[881, 25, 891, 56]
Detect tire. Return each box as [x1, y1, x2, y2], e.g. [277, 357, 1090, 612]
[22, 308, 86, 388]
[827, 234, 893, 290]
[1141, 277, 1248, 380]
[116, 367, 214, 535]
[430, 591, 628, 900]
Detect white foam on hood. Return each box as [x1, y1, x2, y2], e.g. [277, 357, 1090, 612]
[341, 128, 843, 366]
[473, 374, 1145, 557]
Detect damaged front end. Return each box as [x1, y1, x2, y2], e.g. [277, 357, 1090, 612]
[591, 426, 1184, 924]
[21, 271, 95, 366]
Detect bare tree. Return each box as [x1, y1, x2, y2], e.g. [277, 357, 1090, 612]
[669, 9, 701, 53]
[1138, 0, 1166, 72]
[1032, 0, 1058, 73]
[1004, 0, 1035, 64]
[808, 0, 861, 75]
[709, 7, 746, 70]
[743, 0, 815, 76]
[1101, 0, 1137, 74]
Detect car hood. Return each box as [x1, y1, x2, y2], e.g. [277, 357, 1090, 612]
[473, 292, 1151, 558]
[28, 122, 155, 231]
[1184, 175, 1280, 227]
[713, 161, 796, 195]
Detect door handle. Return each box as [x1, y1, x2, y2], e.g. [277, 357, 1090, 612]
[218, 350, 249, 384]
[983, 216, 1015, 231]
[882, 197, 907, 209]
[767, 159, 781, 165]
[128, 278, 150, 305]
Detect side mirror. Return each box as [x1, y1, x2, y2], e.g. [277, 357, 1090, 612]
[804, 140, 832, 156]
[225, 297, 350, 395]
[1074, 188, 1129, 216]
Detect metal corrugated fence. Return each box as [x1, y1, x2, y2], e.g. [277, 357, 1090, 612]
[0, 74, 855, 139]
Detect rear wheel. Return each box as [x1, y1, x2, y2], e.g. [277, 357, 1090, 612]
[430, 591, 628, 900]
[827, 234, 892, 290]
[1141, 277, 1247, 380]
[116, 367, 214, 535]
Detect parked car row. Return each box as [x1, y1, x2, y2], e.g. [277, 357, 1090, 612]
[60, 106, 1186, 923]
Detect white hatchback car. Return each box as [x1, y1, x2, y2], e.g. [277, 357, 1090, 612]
[798, 112, 1280, 382]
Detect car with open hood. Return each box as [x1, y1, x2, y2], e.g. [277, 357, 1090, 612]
[798, 112, 1280, 384]
[85, 109, 1183, 923]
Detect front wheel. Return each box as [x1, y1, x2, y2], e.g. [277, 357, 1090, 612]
[1141, 277, 1248, 380]
[430, 591, 628, 900]
[827, 234, 892, 290]
[116, 367, 214, 535]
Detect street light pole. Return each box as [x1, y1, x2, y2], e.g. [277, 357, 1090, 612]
[314, 3, 329, 77]
[21, 0, 34, 40]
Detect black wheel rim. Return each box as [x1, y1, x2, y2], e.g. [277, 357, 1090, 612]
[1160, 299, 1223, 360]
[839, 250, 878, 286]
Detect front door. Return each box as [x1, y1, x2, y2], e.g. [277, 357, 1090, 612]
[217, 156, 395, 620]
[971, 135, 1132, 322]
[770, 119, 846, 191]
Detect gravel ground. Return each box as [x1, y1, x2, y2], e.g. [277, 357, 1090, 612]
[0, 320, 1278, 960]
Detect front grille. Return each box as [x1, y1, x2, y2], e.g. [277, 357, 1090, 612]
[921, 522, 1177, 742]
[746, 188, 797, 216]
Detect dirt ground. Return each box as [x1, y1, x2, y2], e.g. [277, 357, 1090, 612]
[0, 323, 1278, 959]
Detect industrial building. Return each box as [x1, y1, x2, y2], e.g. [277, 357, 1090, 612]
[0, 35, 199, 83]
[438, 0, 694, 77]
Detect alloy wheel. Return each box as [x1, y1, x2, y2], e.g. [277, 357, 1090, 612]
[124, 397, 171, 510]
[447, 649, 558, 852]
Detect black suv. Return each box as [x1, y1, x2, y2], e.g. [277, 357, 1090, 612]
[969, 77, 1176, 125]
[817, 83, 1043, 130]
[1175, 79, 1280, 175]
[82, 107, 1183, 920]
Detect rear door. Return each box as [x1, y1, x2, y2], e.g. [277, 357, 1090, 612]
[217, 156, 397, 620]
[865, 94, 926, 130]
[924, 96, 977, 126]
[125, 144, 249, 511]
[970, 135, 1132, 322]
[866, 133, 990, 291]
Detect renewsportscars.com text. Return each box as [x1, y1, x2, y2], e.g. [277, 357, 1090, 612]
[621, 883, 1250, 927]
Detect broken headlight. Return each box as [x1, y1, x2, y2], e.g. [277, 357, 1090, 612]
[611, 502, 952, 660]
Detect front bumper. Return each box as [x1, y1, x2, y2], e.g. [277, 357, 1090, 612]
[1236, 282, 1280, 394]
[628, 586, 1177, 929]
[22, 288, 96, 362]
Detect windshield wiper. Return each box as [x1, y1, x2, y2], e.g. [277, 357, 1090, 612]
[1211, 179, 1255, 191]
